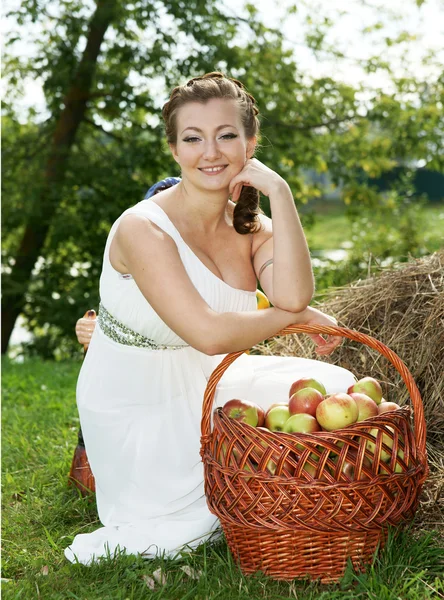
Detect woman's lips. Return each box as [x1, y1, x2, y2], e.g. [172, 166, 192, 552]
[198, 165, 228, 175]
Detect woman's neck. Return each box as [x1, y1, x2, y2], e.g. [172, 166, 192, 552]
[162, 179, 232, 234]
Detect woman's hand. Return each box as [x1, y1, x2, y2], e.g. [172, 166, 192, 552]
[76, 310, 97, 347]
[229, 158, 287, 202]
[299, 306, 343, 356]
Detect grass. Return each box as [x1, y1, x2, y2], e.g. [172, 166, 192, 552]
[2, 358, 444, 599]
[302, 201, 444, 253]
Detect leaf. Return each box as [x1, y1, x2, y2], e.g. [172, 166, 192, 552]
[40, 565, 49, 576]
[152, 568, 166, 585]
[142, 574, 156, 589]
[180, 565, 202, 580]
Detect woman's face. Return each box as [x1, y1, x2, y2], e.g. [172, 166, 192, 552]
[170, 98, 255, 193]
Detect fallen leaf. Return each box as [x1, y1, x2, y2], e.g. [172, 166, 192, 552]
[180, 565, 202, 580]
[152, 568, 166, 585]
[142, 575, 156, 590]
[40, 566, 49, 576]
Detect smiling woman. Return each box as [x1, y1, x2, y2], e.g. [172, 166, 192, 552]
[65, 72, 355, 566]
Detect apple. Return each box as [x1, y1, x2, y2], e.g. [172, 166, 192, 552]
[347, 377, 383, 405]
[265, 405, 291, 431]
[264, 402, 288, 418]
[222, 399, 260, 427]
[316, 393, 359, 431]
[394, 449, 406, 473]
[219, 438, 241, 466]
[289, 377, 327, 399]
[256, 405, 266, 427]
[289, 387, 324, 417]
[366, 427, 394, 462]
[349, 393, 379, 421]
[249, 427, 294, 475]
[334, 450, 372, 481]
[378, 401, 400, 415]
[296, 454, 329, 481]
[219, 439, 256, 472]
[283, 413, 321, 434]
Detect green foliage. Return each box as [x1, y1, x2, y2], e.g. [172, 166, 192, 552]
[2, 357, 443, 599]
[2, 0, 444, 356]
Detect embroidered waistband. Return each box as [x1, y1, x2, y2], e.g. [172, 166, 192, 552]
[97, 303, 187, 350]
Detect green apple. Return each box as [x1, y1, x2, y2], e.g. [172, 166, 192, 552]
[347, 377, 383, 405]
[283, 413, 320, 434]
[316, 393, 359, 431]
[348, 393, 379, 421]
[366, 427, 394, 462]
[265, 405, 291, 432]
[222, 399, 260, 427]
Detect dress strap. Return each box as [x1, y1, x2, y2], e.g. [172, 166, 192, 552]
[98, 303, 187, 350]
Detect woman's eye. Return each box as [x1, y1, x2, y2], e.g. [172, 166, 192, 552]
[183, 136, 201, 143]
[220, 133, 238, 140]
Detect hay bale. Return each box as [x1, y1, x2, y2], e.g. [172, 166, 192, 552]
[257, 250, 444, 462]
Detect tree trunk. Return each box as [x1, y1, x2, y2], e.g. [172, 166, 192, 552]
[1, 0, 117, 353]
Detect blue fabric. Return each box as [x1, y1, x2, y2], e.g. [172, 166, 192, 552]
[144, 177, 181, 199]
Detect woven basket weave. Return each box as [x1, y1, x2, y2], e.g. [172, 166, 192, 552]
[200, 324, 429, 583]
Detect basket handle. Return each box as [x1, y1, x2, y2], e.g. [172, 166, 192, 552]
[200, 324, 427, 458]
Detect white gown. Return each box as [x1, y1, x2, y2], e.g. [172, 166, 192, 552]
[65, 201, 356, 565]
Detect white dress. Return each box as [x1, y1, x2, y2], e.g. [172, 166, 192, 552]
[65, 201, 356, 565]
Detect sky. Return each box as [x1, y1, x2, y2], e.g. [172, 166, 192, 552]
[3, 0, 444, 120]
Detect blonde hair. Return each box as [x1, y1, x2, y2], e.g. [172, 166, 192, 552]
[162, 72, 262, 234]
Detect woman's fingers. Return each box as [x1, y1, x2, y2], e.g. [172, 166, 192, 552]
[307, 333, 342, 355]
[76, 316, 97, 345]
[231, 182, 243, 203]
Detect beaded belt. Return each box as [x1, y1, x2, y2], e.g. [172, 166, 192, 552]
[97, 303, 187, 350]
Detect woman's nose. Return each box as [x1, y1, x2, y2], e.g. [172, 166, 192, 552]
[202, 139, 221, 160]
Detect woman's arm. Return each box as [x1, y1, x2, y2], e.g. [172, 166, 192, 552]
[113, 214, 314, 356]
[230, 160, 314, 312]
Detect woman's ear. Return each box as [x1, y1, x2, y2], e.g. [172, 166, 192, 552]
[169, 143, 180, 164]
[246, 137, 257, 159]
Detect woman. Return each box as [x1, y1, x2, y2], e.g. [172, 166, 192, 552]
[65, 72, 355, 565]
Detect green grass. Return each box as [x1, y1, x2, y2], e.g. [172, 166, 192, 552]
[2, 358, 443, 599]
[303, 201, 444, 253]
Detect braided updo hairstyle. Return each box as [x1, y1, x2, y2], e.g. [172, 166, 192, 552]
[162, 72, 262, 234]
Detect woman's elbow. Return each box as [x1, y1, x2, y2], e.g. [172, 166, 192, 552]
[199, 341, 226, 356]
[273, 293, 313, 314]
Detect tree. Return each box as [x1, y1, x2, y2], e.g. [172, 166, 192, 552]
[2, 0, 443, 356]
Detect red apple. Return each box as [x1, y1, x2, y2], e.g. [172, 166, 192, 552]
[331, 449, 372, 481]
[222, 399, 259, 427]
[378, 401, 400, 414]
[289, 377, 327, 398]
[289, 387, 324, 417]
[257, 405, 266, 427]
[349, 392, 379, 421]
[316, 393, 359, 431]
[283, 413, 321, 434]
[347, 377, 383, 405]
[265, 405, 291, 432]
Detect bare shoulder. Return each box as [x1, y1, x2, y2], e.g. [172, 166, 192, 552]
[116, 213, 175, 248]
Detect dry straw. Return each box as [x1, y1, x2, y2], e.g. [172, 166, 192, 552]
[257, 250, 444, 465]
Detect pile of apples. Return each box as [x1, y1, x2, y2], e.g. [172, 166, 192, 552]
[220, 376, 405, 478]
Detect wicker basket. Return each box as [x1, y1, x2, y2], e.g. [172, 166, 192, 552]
[200, 324, 429, 583]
